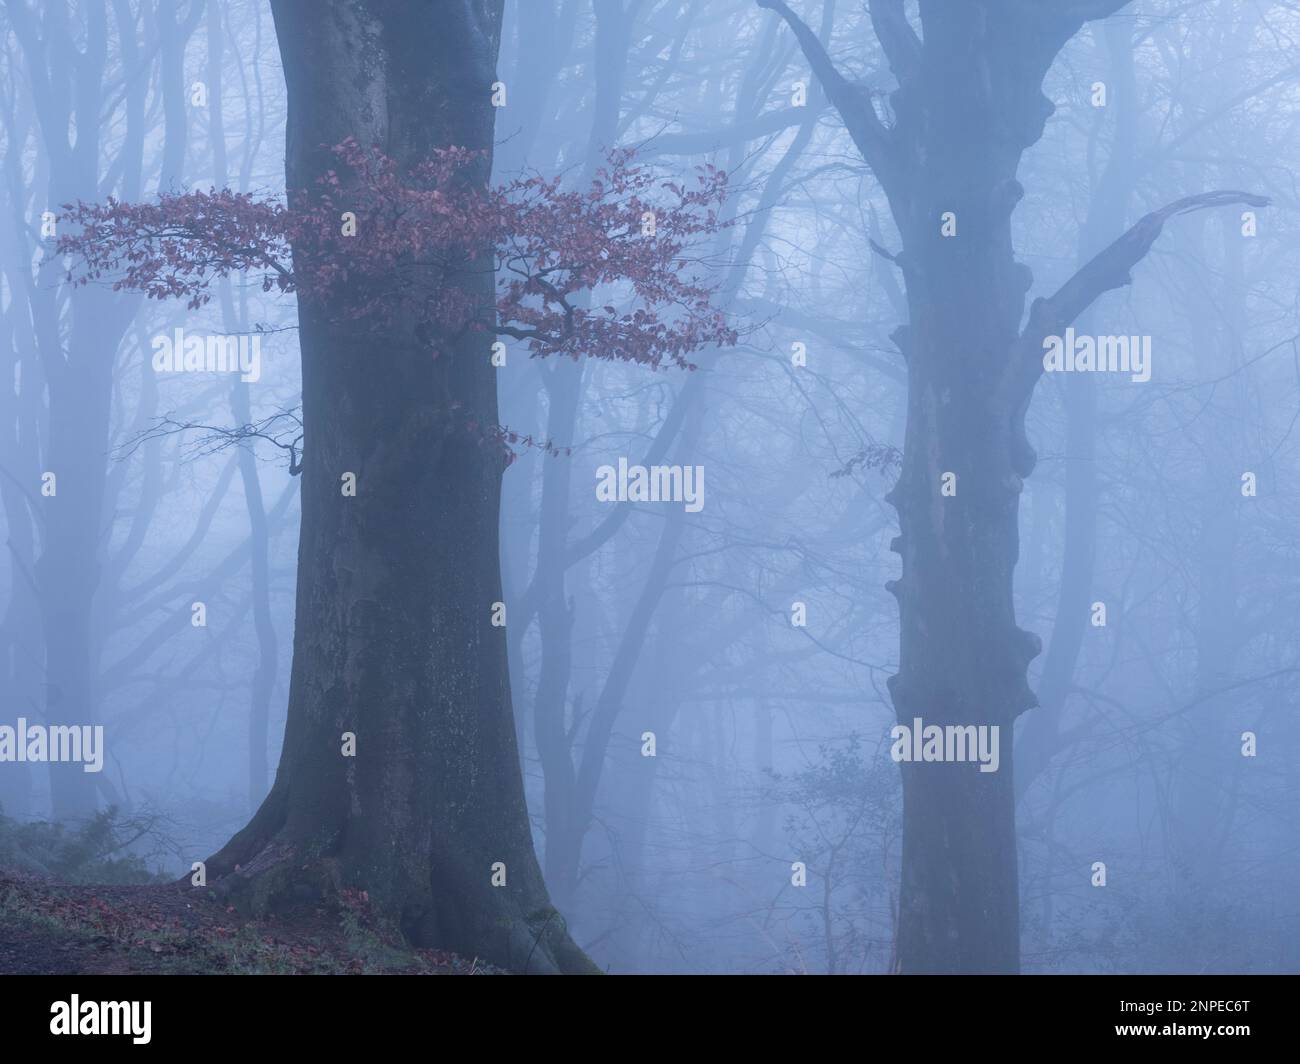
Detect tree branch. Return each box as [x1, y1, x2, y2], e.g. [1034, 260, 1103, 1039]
[1005, 0, 1133, 21]
[868, 0, 921, 86]
[638, 106, 827, 157]
[1057, 0, 1133, 20]
[1013, 189, 1270, 393]
[755, 0, 896, 184]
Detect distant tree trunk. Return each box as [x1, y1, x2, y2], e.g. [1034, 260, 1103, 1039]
[529, 0, 637, 908]
[0, 223, 43, 819]
[1170, 212, 1245, 898]
[1166, 6, 1258, 908]
[494, 1, 583, 777]
[231, 378, 277, 812]
[1016, 14, 1136, 800]
[206, 0, 593, 973]
[8, 0, 190, 821]
[205, 0, 279, 811]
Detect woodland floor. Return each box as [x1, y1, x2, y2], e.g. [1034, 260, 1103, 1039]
[0, 867, 493, 974]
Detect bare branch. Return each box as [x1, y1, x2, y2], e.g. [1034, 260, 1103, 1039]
[1014, 189, 1270, 392]
[637, 106, 827, 157]
[1057, 0, 1134, 20]
[868, 237, 900, 263]
[1004, 0, 1133, 21]
[868, 0, 921, 86]
[117, 410, 306, 475]
[755, 0, 896, 184]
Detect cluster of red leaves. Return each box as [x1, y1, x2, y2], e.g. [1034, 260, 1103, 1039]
[56, 140, 736, 370]
[493, 147, 736, 368]
[289, 138, 495, 337]
[57, 190, 291, 311]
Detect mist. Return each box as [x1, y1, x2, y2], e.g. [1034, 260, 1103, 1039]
[1, 0, 1298, 978]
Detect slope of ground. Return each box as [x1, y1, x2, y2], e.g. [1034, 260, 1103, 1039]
[0, 867, 493, 975]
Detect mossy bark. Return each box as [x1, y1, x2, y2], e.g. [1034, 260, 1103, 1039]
[202, 0, 595, 975]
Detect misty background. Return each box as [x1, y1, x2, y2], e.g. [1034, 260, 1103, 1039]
[2, 0, 1298, 973]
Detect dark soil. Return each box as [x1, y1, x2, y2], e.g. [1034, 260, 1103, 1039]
[0, 867, 495, 975]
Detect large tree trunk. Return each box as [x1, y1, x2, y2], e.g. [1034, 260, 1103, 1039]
[205, 0, 593, 974]
[755, 0, 1256, 974]
[887, 201, 1034, 975]
[879, 6, 1081, 975]
[757, 0, 1097, 975]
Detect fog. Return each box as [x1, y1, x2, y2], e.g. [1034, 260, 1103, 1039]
[1, 0, 1298, 975]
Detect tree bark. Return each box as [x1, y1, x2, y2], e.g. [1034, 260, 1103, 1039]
[761, 0, 1263, 973]
[205, 0, 594, 974]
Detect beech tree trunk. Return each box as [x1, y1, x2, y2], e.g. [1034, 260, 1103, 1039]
[761, 0, 1262, 974]
[886, 146, 1035, 975]
[864, 0, 1114, 976]
[205, 0, 594, 974]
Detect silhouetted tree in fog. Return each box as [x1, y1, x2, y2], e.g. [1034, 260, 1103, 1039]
[756, 0, 1264, 972]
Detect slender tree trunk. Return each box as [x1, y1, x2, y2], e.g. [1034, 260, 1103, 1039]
[533, 357, 583, 903]
[531, 0, 636, 907]
[206, 0, 279, 810]
[1170, 213, 1244, 897]
[0, 265, 42, 820]
[1016, 16, 1136, 800]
